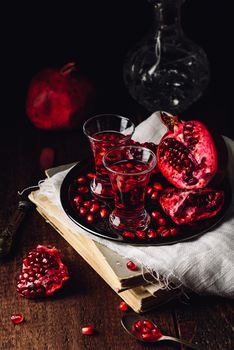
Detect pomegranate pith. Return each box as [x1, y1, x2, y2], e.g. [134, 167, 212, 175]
[16, 245, 69, 299]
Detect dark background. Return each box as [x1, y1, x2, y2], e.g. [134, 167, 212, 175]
[1, 0, 233, 138]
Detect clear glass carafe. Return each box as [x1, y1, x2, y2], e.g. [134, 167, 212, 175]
[123, 0, 210, 114]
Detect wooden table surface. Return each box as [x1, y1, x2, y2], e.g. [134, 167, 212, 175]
[0, 114, 233, 350]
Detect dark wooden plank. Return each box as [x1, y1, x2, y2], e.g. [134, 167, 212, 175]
[174, 294, 234, 350]
[0, 124, 233, 350]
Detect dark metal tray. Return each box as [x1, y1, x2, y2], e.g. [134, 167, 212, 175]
[60, 160, 232, 246]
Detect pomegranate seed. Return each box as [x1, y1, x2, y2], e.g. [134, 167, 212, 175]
[151, 328, 162, 339]
[83, 200, 92, 208]
[170, 227, 179, 236]
[157, 226, 170, 237]
[77, 176, 86, 185]
[74, 195, 83, 206]
[147, 186, 154, 196]
[143, 320, 154, 330]
[133, 320, 143, 332]
[151, 191, 158, 200]
[10, 314, 24, 325]
[141, 333, 153, 341]
[119, 301, 128, 312]
[86, 172, 95, 180]
[157, 217, 166, 226]
[86, 214, 94, 224]
[79, 207, 88, 216]
[77, 186, 89, 194]
[99, 208, 109, 219]
[153, 182, 163, 191]
[90, 203, 100, 214]
[122, 231, 135, 238]
[142, 326, 150, 333]
[126, 261, 138, 271]
[136, 230, 146, 240]
[151, 211, 161, 220]
[82, 325, 94, 335]
[147, 228, 157, 239]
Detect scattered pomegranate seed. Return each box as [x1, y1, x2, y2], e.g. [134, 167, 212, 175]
[122, 231, 135, 238]
[74, 195, 83, 206]
[157, 226, 170, 237]
[132, 319, 162, 341]
[151, 191, 158, 200]
[99, 208, 109, 219]
[151, 210, 161, 220]
[79, 207, 88, 216]
[86, 172, 95, 179]
[119, 301, 128, 312]
[126, 261, 138, 271]
[78, 186, 89, 194]
[157, 217, 166, 226]
[82, 325, 94, 335]
[143, 320, 154, 330]
[77, 176, 86, 185]
[170, 227, 179, 236]
[133, 320, 143, 332]
[153, 182, 163, 191]
[11, 314, 24, 325]
[147, 228, 157, 239]
[86, 214, 94, 224]
[141, 333, 153, 341]
[90, 203, 100, 214]
[83, 200, 92, 208]
[147, 186, 154, 196]
[136, 230, 146, 239]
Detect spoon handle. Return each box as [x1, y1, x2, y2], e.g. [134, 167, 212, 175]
[161, 335, 206, 350]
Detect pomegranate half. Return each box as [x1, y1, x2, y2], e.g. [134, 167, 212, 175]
[157, 113, 218, 189]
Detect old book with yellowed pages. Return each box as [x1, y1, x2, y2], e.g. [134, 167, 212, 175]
[28, 164, 180, 313]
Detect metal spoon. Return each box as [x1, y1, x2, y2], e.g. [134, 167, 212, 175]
[121, 314, 206, 350]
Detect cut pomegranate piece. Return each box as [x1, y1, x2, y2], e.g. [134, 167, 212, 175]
[17, 245, 69, 299]
[159, 187, 224, 225]
[157, 113, 218, 189]
[11, 314, 24, 325]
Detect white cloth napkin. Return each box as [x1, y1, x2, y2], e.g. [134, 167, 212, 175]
[38, 112, 234, 298]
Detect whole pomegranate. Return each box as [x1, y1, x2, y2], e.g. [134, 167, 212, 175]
[26, 62, 95, 130]
[157, 112, 218, 189]
[159, 187, 224, 225]
[16, 245, 69, 299]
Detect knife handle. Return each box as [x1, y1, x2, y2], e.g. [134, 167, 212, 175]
[0, 200, 34, 258]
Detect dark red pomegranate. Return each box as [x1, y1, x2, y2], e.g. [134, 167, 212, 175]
[16, 245, 69, 299]
[26, 62, 95, 130]
[159, 187, 224, 225]
[157, 113, 218, 189]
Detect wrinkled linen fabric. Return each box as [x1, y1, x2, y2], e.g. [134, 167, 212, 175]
[38, 112, 234, 298]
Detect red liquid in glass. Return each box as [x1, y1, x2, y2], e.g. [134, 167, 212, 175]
[90, 131, 128, 197]
[108, 159, 151, 230]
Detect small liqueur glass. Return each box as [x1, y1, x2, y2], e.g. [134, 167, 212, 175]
[103, 145, 156, 231]
[83, 114, 135, 199]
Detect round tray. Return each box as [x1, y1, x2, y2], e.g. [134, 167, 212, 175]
[60, 160, 232, 246]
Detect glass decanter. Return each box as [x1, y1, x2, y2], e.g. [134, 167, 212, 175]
[123, 0, 210, 114]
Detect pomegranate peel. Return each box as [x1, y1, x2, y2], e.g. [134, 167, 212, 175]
[17, 245, 69, 299]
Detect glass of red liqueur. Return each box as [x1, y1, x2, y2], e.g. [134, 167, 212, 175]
[103, 145, 156, 231]
[83, 114, 135, 198]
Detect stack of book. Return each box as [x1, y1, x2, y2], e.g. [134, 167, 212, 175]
[29, 164, 180, 313]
